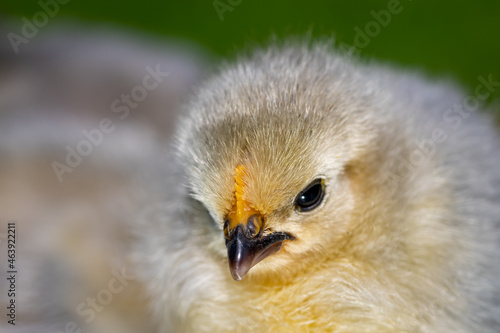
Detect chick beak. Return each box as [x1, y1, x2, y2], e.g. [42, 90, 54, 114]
[224, 215, 294, 281]
[224, 164, 293, 281]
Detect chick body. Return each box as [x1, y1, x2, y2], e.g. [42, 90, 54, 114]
[136, 42, 500, 332]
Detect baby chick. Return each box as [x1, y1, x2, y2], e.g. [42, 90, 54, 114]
[135, 42, 500, 332]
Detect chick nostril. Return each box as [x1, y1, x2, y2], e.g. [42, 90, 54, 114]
[223, 219, 231, 240]
[246, 215, 262, 239]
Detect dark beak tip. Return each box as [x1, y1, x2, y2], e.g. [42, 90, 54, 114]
[230, 269, 247, 281]
[227, 235, 253, 281]
[229, 256, 252, 280]
[226, 226, 293, 281]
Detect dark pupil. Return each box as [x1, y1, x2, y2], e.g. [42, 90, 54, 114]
[297, 181, 323, 211]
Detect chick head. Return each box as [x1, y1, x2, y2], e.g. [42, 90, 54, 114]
[176, 45, 385, 282]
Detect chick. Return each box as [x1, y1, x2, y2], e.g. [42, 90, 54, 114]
[136, 42, 500, 332]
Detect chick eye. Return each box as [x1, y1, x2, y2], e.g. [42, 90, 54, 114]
[294, 178, 325, 212]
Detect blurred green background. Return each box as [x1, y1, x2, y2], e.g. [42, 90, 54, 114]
[3, 0, 500, 103]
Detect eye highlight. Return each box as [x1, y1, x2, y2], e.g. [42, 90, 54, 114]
[294, 178, 325, 212]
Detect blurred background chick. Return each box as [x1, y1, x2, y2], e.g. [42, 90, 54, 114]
[0, 23, 208, 332]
